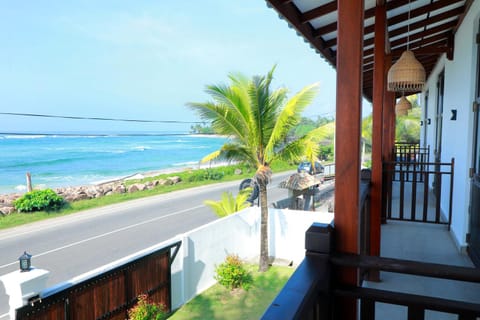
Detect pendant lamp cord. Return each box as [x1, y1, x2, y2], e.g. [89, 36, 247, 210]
[407, 0, 411, 51]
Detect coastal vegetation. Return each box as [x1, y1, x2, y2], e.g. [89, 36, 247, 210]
[188, 66, 322, 272]
[0, 161, 295, 230]
[14, 189, 64, 212]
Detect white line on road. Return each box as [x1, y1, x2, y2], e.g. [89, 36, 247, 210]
[0, 313, 8, 319]
[0, 204, 204, 270]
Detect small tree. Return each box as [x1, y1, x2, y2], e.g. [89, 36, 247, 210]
[215, 254, 253, 290]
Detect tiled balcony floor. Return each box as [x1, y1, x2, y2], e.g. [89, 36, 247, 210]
[364, 220, 480, 320]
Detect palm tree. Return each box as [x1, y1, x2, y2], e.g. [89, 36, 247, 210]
[188, 66, 319, 271]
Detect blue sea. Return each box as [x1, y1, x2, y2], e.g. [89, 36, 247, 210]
[0, 134, 227, 194]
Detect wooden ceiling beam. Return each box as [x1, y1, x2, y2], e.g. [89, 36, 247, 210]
[386, 0, 464, 29]
[363, 20, 457, 48]
[313, 0, 410, 38]
[390, 31, 452, 51]
[300, 1, 337, 24]
[389, 6, 465, 39]
[266, 0, 336, 65]
[399, 33, 449, 51]
[326, 4, 461, 49]
[390, 41, 449, 58]
[390, 27, 456, 48]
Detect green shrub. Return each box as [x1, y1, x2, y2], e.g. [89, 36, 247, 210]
[215, 254, 253, 290]
[186, 168, 225, 182]
[128, 294, 168, 320]
[14, 189, 64, 212]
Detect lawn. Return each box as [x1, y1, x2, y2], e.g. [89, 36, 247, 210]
[169, 265, 294, 320]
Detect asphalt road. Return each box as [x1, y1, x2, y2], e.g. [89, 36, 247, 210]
[0, 171, 294, 318]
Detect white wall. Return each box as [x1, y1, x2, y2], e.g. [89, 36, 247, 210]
[169, 206, 333, 309]
[35, 207, 332, 313]
[422, 1, 480, 249]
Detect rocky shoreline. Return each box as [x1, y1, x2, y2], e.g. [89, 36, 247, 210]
[0, 175, 182, 216]
[0, 161, 239, 216]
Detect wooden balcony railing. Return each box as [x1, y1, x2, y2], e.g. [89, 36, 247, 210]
[263, 178, 480, 320]
[263, 223, 480, 320]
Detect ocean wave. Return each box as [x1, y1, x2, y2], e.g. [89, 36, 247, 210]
[172, 161, 198, 167]
[133, 146, 152, 151]
[3, 135, 47, 139]
[15, 184, 27, 191]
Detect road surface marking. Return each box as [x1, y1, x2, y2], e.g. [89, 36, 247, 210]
[0, 204, 204, 270]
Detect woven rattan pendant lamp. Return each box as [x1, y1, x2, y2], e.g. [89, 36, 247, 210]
[395, 96, 412, 116]
[387, 1, 425, 92]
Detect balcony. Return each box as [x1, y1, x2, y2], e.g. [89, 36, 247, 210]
[263, 155, 480, 320]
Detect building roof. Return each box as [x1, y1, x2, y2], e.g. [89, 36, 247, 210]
[266, 0, 473, 101]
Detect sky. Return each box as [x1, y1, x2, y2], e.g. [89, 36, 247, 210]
[0, 1, 362, 134]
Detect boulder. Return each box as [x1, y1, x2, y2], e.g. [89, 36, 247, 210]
[128, 183, 146, 193]
[0, 206, 15, 215]
[167, 176, 181, 184]
[114, 184, 126, 194]
[157, 179, 168, 186]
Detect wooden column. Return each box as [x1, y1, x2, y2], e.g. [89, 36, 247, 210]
[370, 4, 387, 282]
[335, 0, 363, 318]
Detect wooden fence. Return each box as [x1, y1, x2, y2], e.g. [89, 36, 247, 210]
[16, 241, 181, 320]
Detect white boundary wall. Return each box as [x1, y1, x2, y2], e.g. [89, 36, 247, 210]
[28, 207, 333, 313]
[170, 206, 333, 309]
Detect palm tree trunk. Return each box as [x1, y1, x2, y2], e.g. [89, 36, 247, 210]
[259, 182, 269, 272]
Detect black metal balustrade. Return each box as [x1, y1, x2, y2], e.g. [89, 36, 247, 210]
[383, 158, 454, 228]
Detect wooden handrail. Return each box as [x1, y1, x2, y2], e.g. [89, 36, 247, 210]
[335, 286, 480, 316]
[330, 253, 480, 283]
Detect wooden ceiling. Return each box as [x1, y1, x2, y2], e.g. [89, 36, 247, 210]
[266, 0, 473, 101]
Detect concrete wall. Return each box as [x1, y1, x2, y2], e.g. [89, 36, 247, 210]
[170, 206, 333, 309]
[421, 1, 480, 250]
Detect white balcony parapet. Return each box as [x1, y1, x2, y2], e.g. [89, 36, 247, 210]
[0, 268, 50, 320]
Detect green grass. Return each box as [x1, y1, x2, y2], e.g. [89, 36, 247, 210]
[169, 265, 294, 320]
[0, 162, 296, 230]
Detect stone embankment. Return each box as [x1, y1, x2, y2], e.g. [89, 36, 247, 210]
[0, 176, 181, 215]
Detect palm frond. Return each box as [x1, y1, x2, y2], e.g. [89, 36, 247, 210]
[200, 150, 221, 163]
[265, 83, 319, 160]
[303, 122, 335, 143]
